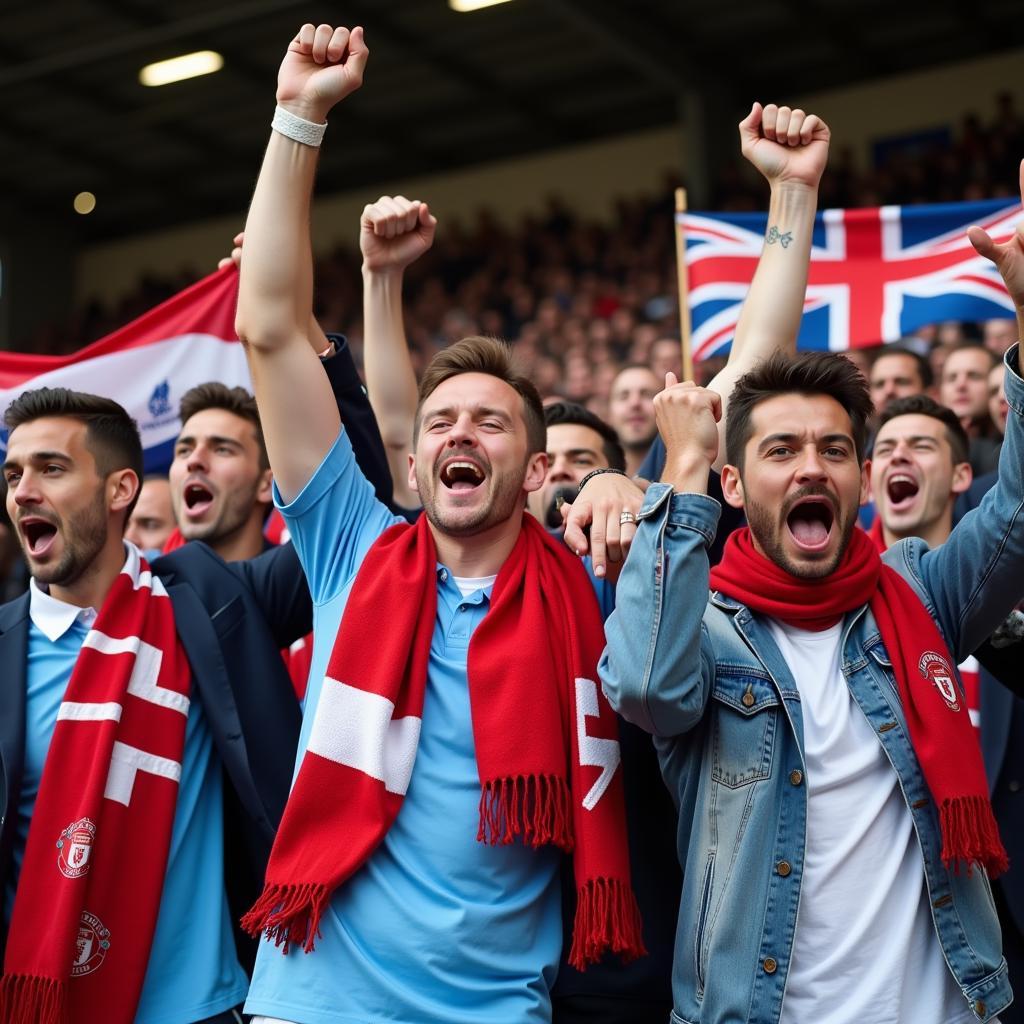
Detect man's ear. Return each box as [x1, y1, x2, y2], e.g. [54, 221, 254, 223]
[109, 468, 139, 515]
[861, 459, 872, 507]
[407, 453, 419, 494]
[257, 467, 274, 505]
[951, 460, 973, 496]
[522, 452, 549, 495]
[720, 463, 745, 509]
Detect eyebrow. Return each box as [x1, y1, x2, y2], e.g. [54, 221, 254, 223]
[550, 447, 601, 459]
[175, 434, 244, 449]
[3, 450, 73, 472]
[874, 434, 940, 448]
[756, 432, 854, 454]
[424, 405, 514, 424]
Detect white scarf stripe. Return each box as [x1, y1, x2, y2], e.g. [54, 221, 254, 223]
[57, 701, 123, 723]
[81, 631, 190, 717]
[104, 741, 182, 806]
[306, 678, 421, 796]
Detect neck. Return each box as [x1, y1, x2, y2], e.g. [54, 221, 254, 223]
[961, 414, 990, 440]
[882, 507, 953, 551]
[208, 509, 268, 562]
[430, 511, 524, 578]
[48, 536, 126, 610]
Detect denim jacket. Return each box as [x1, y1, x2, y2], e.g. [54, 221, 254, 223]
[600, 346, 1024, 1024]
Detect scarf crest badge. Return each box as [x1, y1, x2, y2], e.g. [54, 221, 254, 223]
[918, 651, 961, 712]
[55, 817, 97, 879]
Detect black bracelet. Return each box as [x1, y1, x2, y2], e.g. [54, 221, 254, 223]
[576, 467, 627, 497]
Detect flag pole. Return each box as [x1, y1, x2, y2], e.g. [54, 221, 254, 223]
[674, 188, 694, 381]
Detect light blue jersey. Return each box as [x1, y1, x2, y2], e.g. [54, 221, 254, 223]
[8, 584, 248, 1024]
[244, 429, 562, 1024]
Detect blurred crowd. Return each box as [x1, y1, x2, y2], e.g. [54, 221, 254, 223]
[17, 93, 1024, 422]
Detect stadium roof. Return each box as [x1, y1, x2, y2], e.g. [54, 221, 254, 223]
[2, 0, 1021, 241]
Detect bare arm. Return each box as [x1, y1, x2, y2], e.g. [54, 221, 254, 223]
[234, 22, 368, 503]
[707, 103, 830, 470]
[361, 197, 436, 510]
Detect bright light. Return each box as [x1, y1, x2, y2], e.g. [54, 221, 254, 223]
[139, 50, 223, 87]
[74, 192, 96, 215]
[448, 0, 514, 11]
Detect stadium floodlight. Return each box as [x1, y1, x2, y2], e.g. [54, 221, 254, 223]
[449, 0, 514, 11]
[139, 51, 224, 87]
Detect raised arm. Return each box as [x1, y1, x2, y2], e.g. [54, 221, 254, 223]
[706, 102, 829, 471]
[234, 23, 368, 503]
[360, 196, 436, 510]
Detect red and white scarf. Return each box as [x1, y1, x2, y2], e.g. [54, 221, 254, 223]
[1, 546, 191, 1024]
[710, 527, 1007, 876]
[244, 513, 645, 969]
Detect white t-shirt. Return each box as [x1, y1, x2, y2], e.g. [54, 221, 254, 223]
[768, 619, 974, 1024]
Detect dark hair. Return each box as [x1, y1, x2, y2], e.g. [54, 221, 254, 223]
[4, 387, 144, 520]
[726, 352, 873, 468]
[875, 394, 970, 465]
[871, 345, 933, 389]
[178, 382, 268, 470]
[544, 401, 626, 471]
[415, 336, 546, 455]
[942, 340, 998, 373]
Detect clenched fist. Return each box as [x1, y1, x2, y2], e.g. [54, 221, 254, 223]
[276, 23, 369, 124]
[361, 197, 437, 275]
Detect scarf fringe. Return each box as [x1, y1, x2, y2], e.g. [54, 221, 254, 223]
[477, 773, 573, 850]
[0, 973, 66, 1024]
[568, 876, 647, 971]
[240, 882, 331, 954]
[940, 796, 1009, 877]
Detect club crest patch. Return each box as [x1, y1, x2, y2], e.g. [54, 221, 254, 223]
[72, 911, 111, 977]
[918, 651, 960, 712]
[56, 817, 96, 879]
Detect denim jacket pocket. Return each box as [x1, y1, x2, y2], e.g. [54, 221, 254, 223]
[710, 671, 779, 789]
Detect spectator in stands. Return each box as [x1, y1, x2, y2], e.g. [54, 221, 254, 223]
[607, 366, 660, 477]
[990, 361, 1009, 437]
[169, 384, 273, 562]
[125, 473, 175, 557]
[235, 26, 642, 1023]
[869, 392, 1024, 1024]
[649, 337, 683, 381]
[985, 317, 1019, 357]
[868, 345, 932, 414]
[940, 340, 1002, 474]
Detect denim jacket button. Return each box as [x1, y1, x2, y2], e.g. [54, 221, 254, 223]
[763, 957, 778, 974]
[789, 769, 804, 786]
[974, 999, 986, 1017]
[776, 860, 792, 877]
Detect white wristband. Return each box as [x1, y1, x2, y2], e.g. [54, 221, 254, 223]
[271, 105, 327, 148]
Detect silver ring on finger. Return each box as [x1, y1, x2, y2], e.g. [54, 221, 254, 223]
[619, 511, 636, 525]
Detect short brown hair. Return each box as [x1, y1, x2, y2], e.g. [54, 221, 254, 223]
[415, 336, 546, 455]
[876, 394, 970, 465]
[726, 352, 873, 469]
[4, 387, 144, 520]
[178, 382, 268, 469]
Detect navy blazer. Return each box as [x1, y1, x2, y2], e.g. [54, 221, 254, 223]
[0, 335, 393, 957]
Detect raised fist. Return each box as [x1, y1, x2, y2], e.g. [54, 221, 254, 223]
[654, 373, 722, 470]
[361, 197, 437, 274]
[739, 102, 830, 190]
[276, 23, 369, 124]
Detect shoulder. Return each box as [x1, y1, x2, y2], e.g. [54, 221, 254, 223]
[0, 591, 30, 634]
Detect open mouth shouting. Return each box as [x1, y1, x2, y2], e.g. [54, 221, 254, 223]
[18, 514, 59, 559]
[785, 495, 836, 554]
[183, 479, 216, 520]
[885, 473, 920, 514]
[438, 457, 487, 495]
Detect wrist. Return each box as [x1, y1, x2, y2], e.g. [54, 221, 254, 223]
[362, 264, 406, 284]
[275, 97, 330, 125]
[661, 451, 713, 493]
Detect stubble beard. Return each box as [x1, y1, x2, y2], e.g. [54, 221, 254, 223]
[28, 490, 109, 588]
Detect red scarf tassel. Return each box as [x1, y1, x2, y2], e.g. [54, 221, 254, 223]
[940, 796, 1009, 877]
[0, 973, 66, 1024]
[240, 882, 331, 954]
[568, 876, 646, 970]
[477, 773, 573, 850]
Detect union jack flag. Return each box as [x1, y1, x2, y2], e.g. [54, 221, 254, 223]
[683, 198, 1023, 361]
